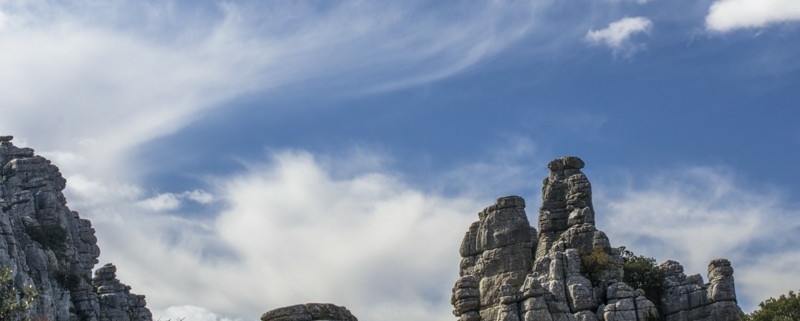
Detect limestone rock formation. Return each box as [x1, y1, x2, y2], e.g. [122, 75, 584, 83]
[93, 263, 152, 321]
[452, 156, 741, 321]
[261, 303, 358, 321]
[0, 136, 152, 320]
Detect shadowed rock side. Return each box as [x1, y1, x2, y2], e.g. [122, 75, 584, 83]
[0, 136, 152, 321]
[261, 303, 358, 321]
[452, 156, 741, 321]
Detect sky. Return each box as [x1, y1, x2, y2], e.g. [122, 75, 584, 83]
[1, 0, 799, 320]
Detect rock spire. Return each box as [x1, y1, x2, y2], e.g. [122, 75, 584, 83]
[452, 156, 741, 321]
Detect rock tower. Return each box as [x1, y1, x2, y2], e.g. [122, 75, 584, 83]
[0, 136, 151, 320]
[451, 156, 741, 321]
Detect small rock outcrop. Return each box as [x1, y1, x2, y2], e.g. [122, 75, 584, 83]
[93, 263, 152, 321]
[452, 156, 741, 321]
[0, 136, 152, 320]
[261, 303, 358, 321]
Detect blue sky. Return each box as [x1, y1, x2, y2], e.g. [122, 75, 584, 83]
[1, 1, 799, 320]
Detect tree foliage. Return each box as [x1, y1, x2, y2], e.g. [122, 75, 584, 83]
[621, 247, 665, 319]
[740, 290, 800, 321]
[0, 265, 38, 320]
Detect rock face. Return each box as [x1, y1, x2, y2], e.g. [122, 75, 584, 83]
[0, 136, 152, 320]
[452, 156, 741, 321]
[261, 303, 358, 321]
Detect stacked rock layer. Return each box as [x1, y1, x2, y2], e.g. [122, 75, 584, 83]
[0, 136, 151, 321]
[452, 156, 741, 321]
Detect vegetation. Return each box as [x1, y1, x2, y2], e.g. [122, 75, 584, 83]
[621, 248, 664, 304]
[0, 266, 38, 321]
[620, 247, 665, 320]
[739, 290, 800, 321]
[580, 245, 611, 283]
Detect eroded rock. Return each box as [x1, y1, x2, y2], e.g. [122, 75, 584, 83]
[0, 136, 152, 321]
[452, 156, 742, 321]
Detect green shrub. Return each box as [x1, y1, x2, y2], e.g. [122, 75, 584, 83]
[580, 245, 610, 283]
[0, 265, 38, 320]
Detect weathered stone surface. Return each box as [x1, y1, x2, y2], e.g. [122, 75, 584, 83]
[453, 275, 481, 315]
[261, 303, 358, 321]
[93, 263, 152, 321]
[0, 136, 151, 321]
[660, 259, 742, 321]
[451, 156, 742, 321]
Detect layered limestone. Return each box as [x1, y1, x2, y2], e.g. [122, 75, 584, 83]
[452, 156, 741, 321]
[0, 136, 151, 320]
[93, 263, 152, 321]
[261, 303, 358, 321]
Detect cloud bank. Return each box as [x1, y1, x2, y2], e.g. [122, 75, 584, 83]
[87, 151, 484, 321]
[706, 0, 800, 31]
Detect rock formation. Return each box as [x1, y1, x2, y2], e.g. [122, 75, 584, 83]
[0, 136, 151, 320]
[93, 263, 152, 321]
[261, 303, 358, 321]
[452, 156, 741, 321]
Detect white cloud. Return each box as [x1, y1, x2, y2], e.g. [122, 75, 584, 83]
[706, 0, 800, 32]
[586, 16, 653, 57]
[133, 190, 215, 212]
[86, 151, 483, 321]
[152, 305, 246, 321]
[138, 193, 182, 212]
[183, 190, 215, 205]
[595, 166, 800, 312]
[604, 0, 651, 4]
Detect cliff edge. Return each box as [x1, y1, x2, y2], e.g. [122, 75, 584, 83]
[0, 136, 151, 321]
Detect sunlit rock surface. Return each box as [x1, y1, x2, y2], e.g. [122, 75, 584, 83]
[451, 156, 741, 321]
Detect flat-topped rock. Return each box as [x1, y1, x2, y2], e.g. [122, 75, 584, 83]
[547, 156, 585, 170]
[261, 303, 358, 321]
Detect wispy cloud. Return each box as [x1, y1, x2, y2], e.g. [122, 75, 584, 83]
[706, 0, 800, 32]
[0, 0, 544, 213]
[586, 16, 653, 57]
[596, 166, 800, 312]
[137, 190, 214, 212]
